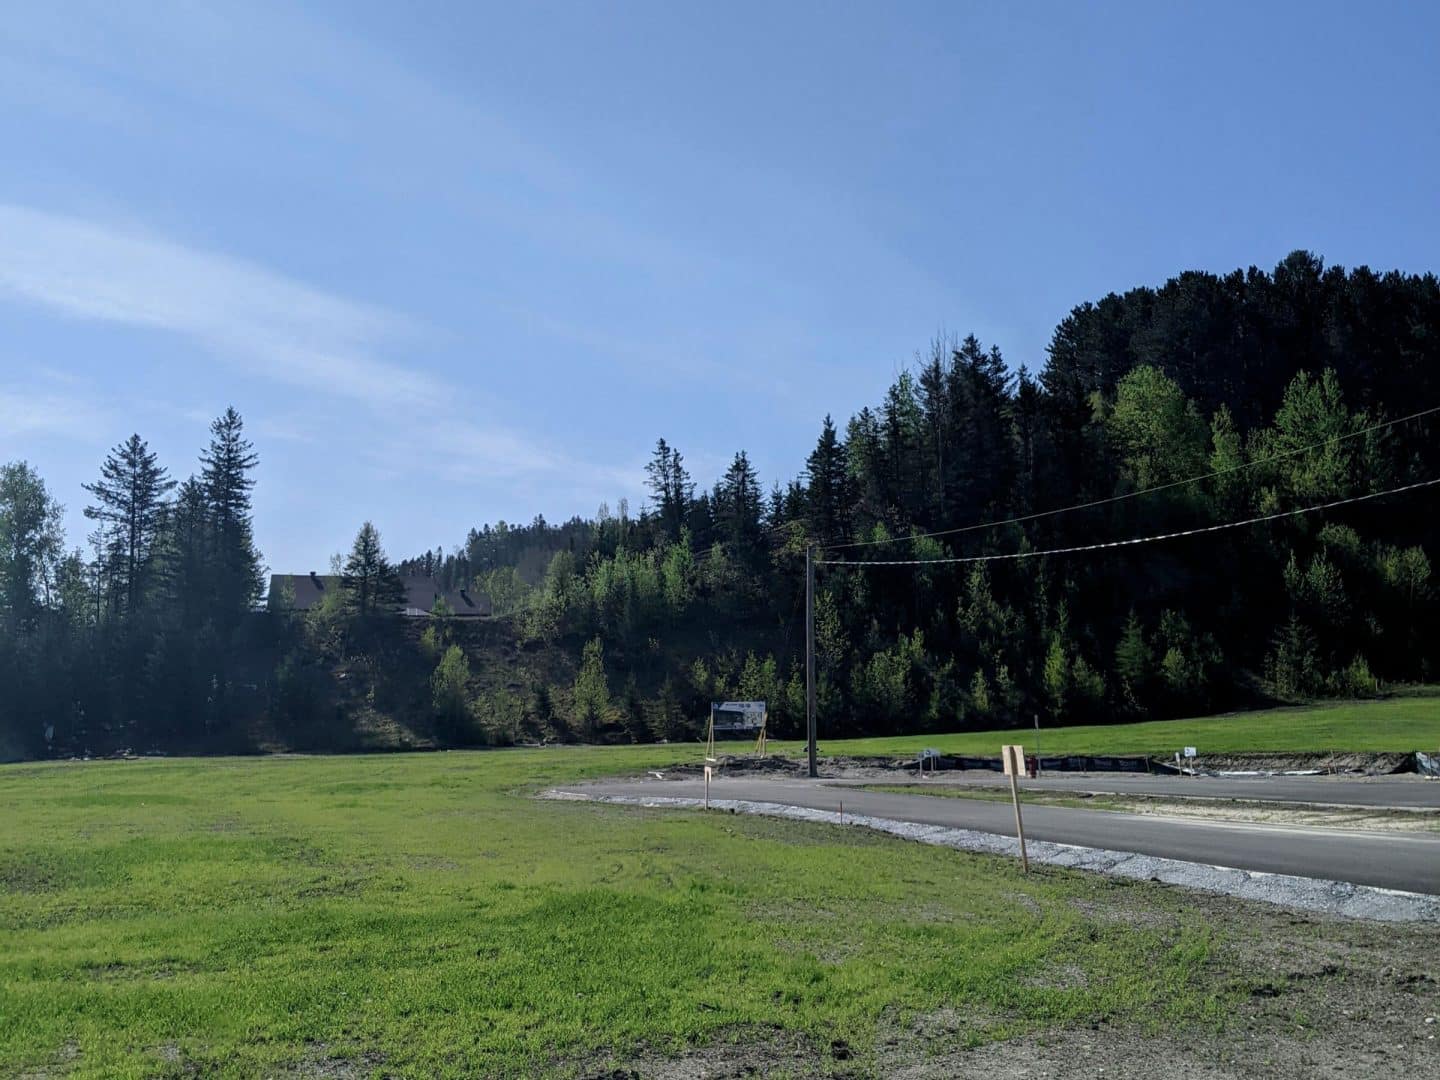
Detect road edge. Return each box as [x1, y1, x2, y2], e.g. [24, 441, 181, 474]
[542, 789, 1440, 923]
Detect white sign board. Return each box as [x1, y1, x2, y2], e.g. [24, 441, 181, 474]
[1183, 746, 1197, 759]
[1002, 744, 1025, 777]
[711, 701, 766, 732]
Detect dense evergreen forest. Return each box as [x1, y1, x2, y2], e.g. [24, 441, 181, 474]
[4, 252, 1439, 760]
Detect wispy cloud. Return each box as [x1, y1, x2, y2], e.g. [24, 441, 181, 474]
[0, 203, 635, 500]
[0, 385, 110, 443]
[0, 203, 443, 410]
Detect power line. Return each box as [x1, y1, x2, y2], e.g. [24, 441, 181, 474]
[822, 402, 1440, 553]
[816, 476, 1440, 568]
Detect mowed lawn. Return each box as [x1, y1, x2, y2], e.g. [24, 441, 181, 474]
[772, 691, 1440, 760]
[1, 747, 1246, 1078]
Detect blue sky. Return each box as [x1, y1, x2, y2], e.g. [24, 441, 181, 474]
[1, 2, 1437, 572]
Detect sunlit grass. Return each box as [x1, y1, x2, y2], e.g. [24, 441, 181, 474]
[1, 746, 1246, 1078]
[772, 691, 1440, 760]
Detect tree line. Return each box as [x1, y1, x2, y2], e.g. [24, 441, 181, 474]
[0, 410, 267, 759]
[405, 251, 1440, 744]
[3, 251, 1438, 757]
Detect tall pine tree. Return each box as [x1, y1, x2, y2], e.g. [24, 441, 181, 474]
[83, 434, 174, 617]
[199, 408, 263, 625]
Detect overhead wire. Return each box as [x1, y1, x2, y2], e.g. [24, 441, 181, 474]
[816, 476, 1440, 567]
[820, 401, 1440, 553]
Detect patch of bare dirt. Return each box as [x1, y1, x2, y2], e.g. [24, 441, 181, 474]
[1192, 751, 1414, 775]
[584, 893, 1440, 1079]
[578, 1028, 831, 1079]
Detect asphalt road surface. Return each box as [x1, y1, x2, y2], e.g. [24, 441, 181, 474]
[561, 776, 1440, 894]
[823, 772, 1440, 808]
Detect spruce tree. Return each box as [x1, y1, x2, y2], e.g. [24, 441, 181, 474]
[718, 450, 762, 560]
[83, 434, 174, 617]
[644, 438, 693, 542]
[199, 408, 263, 624]
[804, 415, 849, 545]
[343, 521, 402, 616]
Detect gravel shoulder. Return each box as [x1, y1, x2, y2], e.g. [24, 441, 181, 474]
[860, 784, 1440, 833]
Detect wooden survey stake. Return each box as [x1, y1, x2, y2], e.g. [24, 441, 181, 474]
[704, 765, 712, 809]
[1002, 744, 1029, 872]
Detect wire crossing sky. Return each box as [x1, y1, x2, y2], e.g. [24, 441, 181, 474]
[816, 477, 1440, 568]
[821, 402, 1440, 553]
[0, 2, 1437, 569]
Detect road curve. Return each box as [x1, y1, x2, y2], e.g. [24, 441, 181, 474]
[558, 776, 1440, 894]
[823, 772, 1440, 808]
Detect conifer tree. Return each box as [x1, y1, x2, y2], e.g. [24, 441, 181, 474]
[343, 521, 402, 616]
[83, 434, 174, 617]
[199, 408, 263, 623]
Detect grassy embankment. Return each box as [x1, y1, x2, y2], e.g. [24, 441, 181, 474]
[773, 691, 1440, 760]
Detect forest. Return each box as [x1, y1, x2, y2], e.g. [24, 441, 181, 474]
[3, 251, 1439, 760]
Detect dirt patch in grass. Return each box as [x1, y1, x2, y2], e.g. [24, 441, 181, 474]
[578, 1028, 828, 1080]
[590, 893, 1440, 1079]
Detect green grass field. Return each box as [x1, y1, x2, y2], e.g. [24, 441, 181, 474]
[772, 691, 1440, 760]
[1, 746, 1246, 1078]
[5, 695, 1438, 1077]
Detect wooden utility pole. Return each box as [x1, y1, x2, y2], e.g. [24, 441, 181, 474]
[806, 544, 818, 779]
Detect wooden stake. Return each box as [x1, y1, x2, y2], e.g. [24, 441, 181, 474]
[1009, 769, 1028, 873]
[1002, 745, 1030, 873]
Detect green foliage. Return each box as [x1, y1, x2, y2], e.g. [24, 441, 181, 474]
[1070, 655, 1106, 714]
[478, 566, 532, 616]
[1329, 655, 1378, 698]
[659, 531, 696, 616]
[1114, 611, 1152, 706]
[82, 433, 175, 616]
[343, 521, 402, 617]
[571, 636, 613, 734]
[967, 667, 991, 719]
[1208, 405, 1247, 513]
[431, 644, 472, 741]
[0, 462, 64, 633]
[1379, 544, 1430, 602]
[852, 631, 927, 727]
[1042, 636, 1069, 718]
[1266, 616, 1322, 699]
[1107, 365, 1209, 489]
[1253, 369, 1362, 505]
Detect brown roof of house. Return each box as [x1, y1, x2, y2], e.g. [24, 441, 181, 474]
[268, 573, 491, 617]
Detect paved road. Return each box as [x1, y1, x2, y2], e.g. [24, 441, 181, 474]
[823, 772, 1440, 808]
[561, 776, 1440, 894]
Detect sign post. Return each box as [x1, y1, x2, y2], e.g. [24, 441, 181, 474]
[707, 701, 768, 760]
[1002, 744, 1029, 873]
[704, 764, 712, 809]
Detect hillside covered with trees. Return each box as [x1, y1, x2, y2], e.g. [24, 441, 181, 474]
[3, 252, 1439, 759]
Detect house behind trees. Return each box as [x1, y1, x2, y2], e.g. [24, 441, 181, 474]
[267, 572, 492, 618]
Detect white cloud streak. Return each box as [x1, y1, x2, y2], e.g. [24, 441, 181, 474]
[0, 385, 110, 443]
[0, 203, 638, 499]
[0, 203, 442, 410]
